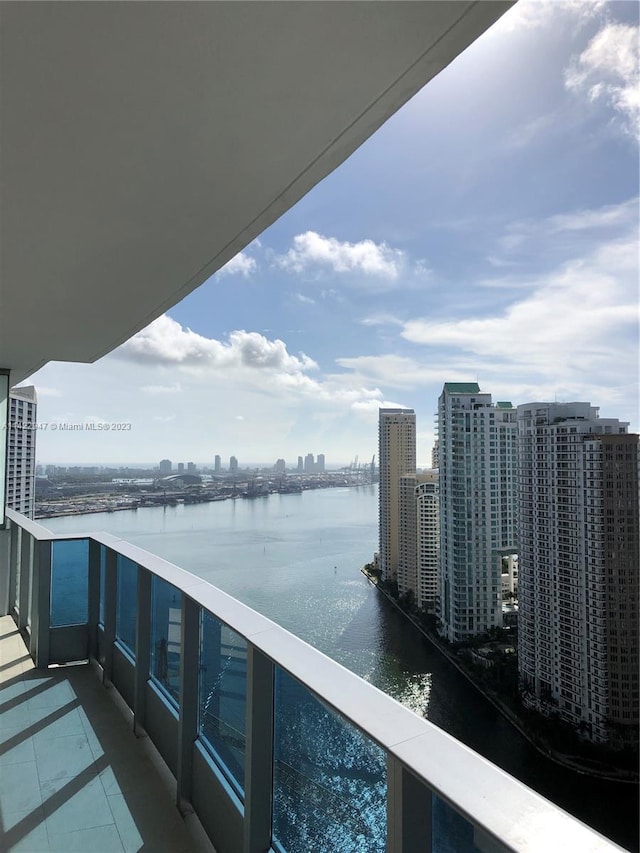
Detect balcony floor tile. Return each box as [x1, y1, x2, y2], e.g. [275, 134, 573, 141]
[0, 615, 213, 853]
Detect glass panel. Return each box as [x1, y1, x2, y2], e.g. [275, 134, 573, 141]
[99, 545, 106, 626]
[199, 611, 247, 793]
[50, 539, 89, 627]
[432, 794, 482, 853]
[116, 555, 137, 656]
[150, 576, 182, 705]
[273, 668, 386, 853]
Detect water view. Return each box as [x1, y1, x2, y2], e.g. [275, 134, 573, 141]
[45, 486, 638, 851]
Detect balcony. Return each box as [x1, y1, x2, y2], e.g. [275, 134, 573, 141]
[0, 510, 623, 853]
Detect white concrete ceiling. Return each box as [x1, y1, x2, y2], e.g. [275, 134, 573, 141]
[0, 1, 512, 383]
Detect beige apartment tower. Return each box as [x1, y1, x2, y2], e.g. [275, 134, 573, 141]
[378, 408, 416, 583]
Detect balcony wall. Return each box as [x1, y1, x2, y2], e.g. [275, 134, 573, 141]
[0, 509, 623, 853]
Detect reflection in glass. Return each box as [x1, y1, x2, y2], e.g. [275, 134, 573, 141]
[199, 611, 247, 793]
[432, 793, 482, 852]
[50, 539, 89, 627]
[150, 576, 182, 705]
[273, 668, 386, 852]
[116, 555, 137, 655]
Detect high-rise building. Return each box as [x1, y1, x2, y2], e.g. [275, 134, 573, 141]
[317, 453, 325, 473]
[431, 440, 439, 469]
[177, 462, 185, 473]
[417, 470, 439, 613]
[187, 462, 196, 473]
[297, 456, 303, 474]
[397, 470, 438, 610]
[398, 473, 419, 600]
[6, 386, 37, 518]
[229, 455, 238, 473]
[378, 408, 416, 583]
[437, 383, 517, 642]
[214, 455, 221, 473]
[304, 453, 314, 474]
[517, 402, 638, 745]
[275, 458, 286, 475]
[159, 459, 172, 475]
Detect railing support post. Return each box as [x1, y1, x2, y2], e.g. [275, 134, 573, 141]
[31, 539, 51, 668]
[8, 523, 19, 617]
[102, 548, 117, 683]
[18, 531, 32, 630]
[177, 595, 200, 810]
[387, 755, 433, 853]
[0, 523, 11, 617]
[134, 567, 151, 735]
[88, 540, 101, 661]
[243, 646, 274, 853]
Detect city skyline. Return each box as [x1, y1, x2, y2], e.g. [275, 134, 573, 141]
[15, 0, 638, 464]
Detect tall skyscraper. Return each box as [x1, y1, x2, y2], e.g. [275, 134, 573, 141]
[417, 471, 439, 613]
[304, 453, 315, 474]
[159, 459, 172, 475]
[177, 462, 185, 473]
[517, 402, 638, 745]
[275, 458, 286, 475]
[431, 440, 439, 469]
[6, 386, 37, 518]
[378, 408, 416, 583]
[214, 455, 221, 473]
[397, 470, 439, 611]
[297, 456, 304, 474]
[398, 473, 420, 599]
[437, 383, 517, 642]
[317, 453, 325, 473]
[229, 456, 238, 473]
[187, 462, 196, 473]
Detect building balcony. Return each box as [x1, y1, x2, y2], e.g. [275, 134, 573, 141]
[0, 509, 623, 853]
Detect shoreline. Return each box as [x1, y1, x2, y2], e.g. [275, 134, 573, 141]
[361, 567, 638, 785]
[35, 481, 374, 521]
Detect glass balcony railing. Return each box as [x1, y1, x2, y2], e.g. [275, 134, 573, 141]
[0, 508, 623, 853]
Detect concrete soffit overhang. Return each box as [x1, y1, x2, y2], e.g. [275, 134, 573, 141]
[0, 1, 514, 383]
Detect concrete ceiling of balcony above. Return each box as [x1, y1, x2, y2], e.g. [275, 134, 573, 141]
[0, 1, 512, 384]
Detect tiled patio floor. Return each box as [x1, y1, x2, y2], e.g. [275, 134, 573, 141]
[0, 616, 213, 852]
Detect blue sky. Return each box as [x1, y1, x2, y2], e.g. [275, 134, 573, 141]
[29, 0, 639, 467]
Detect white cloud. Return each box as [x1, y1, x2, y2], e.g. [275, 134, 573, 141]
[113, 315, 409, 422]
[117, 315, 317, 374]
[505, 113, 556, 151]
[335, 354, 479, 390]
[565, 22, 640, 139]
[295, 293, 316, 305]
[217, 251, 257, 278]
[140, 383, 182, 394]
[492, 0, 606, 35]
[350, 398, 408, 415]
[275, 231, 404, 280]
[31, 386, 62, 397]
[493, 198, 639, 266]
[401, 227, 638, 409]
[359, 313, 404, 327]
